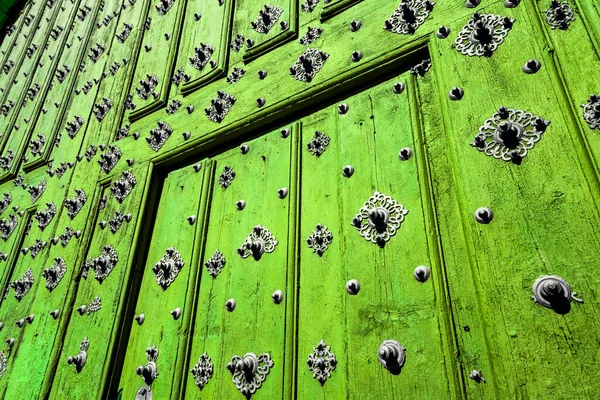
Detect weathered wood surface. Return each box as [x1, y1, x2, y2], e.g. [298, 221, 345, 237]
[0, 0, 598, 399]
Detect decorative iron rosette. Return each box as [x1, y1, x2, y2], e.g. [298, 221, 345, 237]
[307, 131, 330, 157]
[384, 0, 435, 35]
[190, 352, 214, 390]
[290, 48, 329, 83]
[455, 12, 514, 57]
[34, 202, 56, 230]
[42, 257, 67, 291]
[0, 214, 17, 241]
[306, 223, 333, 256]
[205, 91, 236, 123]
[307, 340, 337, 385]
[470, 106, 550, 163]
[581, 94, 600, 130]
[251, 5, 283, 34]
[545, 0, 574, 30]
[189, 43, 215, 70]
[352, 191, 409, 246]
[28, 178, 46, 203]
[226, 352, 273, 397]
[0, 351, 6, 379]
[87, 295, 102, 314]
[83, 245, 119, 283]
[218, 166, 236, 189]
[237, 225, 278, 260]
[11, 268, 34, 301]
[28, 238, 47, 258]
[152, 247, 184, 290]
[63, 189, 87, 219]
[204, 249, 225, 278]
[110, 171, 137, 203]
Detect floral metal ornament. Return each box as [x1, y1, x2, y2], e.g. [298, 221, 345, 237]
[545, 0, 574, 30]
[28, 134, 45, 157]
[137, 345, 159, 385]
[0, 351, 6, 379]
[108, 211, 132, 234]
[66, 116, 84, 139]
[83, 245, 119, 283]
[35, 202, 56, 231]
[307, 131, 330, 157]
[218, 168, 239, 192]
[190, 352, 214, 390]
[237, 225, 278, 260]
[0, 150, 14, 171]
[87, 295, 102, 314]
[11, 268, 34, 301]
[28, 238, 47, 259]
[28, 178, 46, 203]
[582, 94, 600, 130]
[455, 12, 514, 57]
[306, 223, 333, 256]
[147, 121, 173, 151]
[226, 352, 273, 397]
[301, 0, 319, 13]
[190, 43, 215, 70]
[299, 27, 323, 45]
[60, 227, 81, 246]
[172, 69, 191, 86]
[205, 91, 236, 123]
[136, 74, 159, 100]
[230, 34, 245, 52]
[470, 106, 550, 164]
[152, 247, 184, 290]
[384, 0, 435, 35]
[156, 0, 175, 14]
[204, 249, 226, 278]
[0, 214, 17, 241]
[290, 48, 329, 82]
[165, 100, 181, 115]
[110, 171, 137, 203]
[42, 257, 67, 291]
[98, 145, 121, 173]
[226, 67, 245, 84]
[0, 192, 11, 213]
[67, 336, 89, 372]
[64, 189, 87, 219]
[307, 340, 337, 385]
[251, 5, 283, 34]
[352, 191, 409, 247]
[92, 97, 113, 122]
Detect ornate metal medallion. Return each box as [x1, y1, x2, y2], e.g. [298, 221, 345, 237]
[28, 134, 45, 157]
[581, 94, 600, 130]
[92, 97, 112, 122]
[110, 171, 137, 203]
[410, 58, 431, 76]
[237, 225, 278, 260]
[165, 100, 181, 115]
[11, 268, 34, 301]
[108, 211, 132, 233]
[66, 116, 84, 139]
[152, 247, 184, 290]
[230, 34, 245, 52]
[352, 191, 409, 246]
[290, 48, 329, 82]
[307, 131, 330, 157]
[299, 27, 323, 45]
[545, 1, 574, 30]
[60, 226, 80, 246]
[384, 0, 435, 35]
[116, 22, 133, 43]
[87, 295, 102, 314]
[226, 67, 245, 84]
[532, 275, 583, 310]
[64, 189, 87, 219]
[83, 245, 119, 283]
[307, 340, 337, 385]
[172, 69, 191, 86]
[67, 337, 89, 372]
[204, 249, 226, 278]
[455, 12, 514, 57]
[0, 151, 15, 171]
[190, 352, 214, 390]
[28, 178, 46, 203]
[470, 107, 550, 163]
[155, 0, 175, 15]
[251, 5, 283, 34]
[42, 257, 67, 291]
[28, 238, 47, 258]
[98, 145, 121, 173]
[218, 166, 236, 189]
[136, 74, 159, 100]
[301, 0, 319, 13]
[0, 214, 17, 241]
[147, 121, 172, 151]
[35, 202, 56, 230]
[205, 91, 236, 123]
[0, 351, 6, 379]
[227, 352, 273, 397]
[137, 345, 159, 385]
[0, 192, 10, 213]
[306, 223, 333, 256]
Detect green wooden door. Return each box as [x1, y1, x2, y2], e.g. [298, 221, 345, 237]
[0, 0, 599, 399]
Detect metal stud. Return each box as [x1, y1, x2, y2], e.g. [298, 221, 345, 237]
[414, 266, 431, 282]
[522, 59, 541, 74]
[466, 0, 480, 7]
[346, 279, 360, 295]
[278, 188, 288, 199]
[449, 87, 464, 100]
[351, 51, 363, 62]
[350, 20, 361, 32]
[188, 215, 197, 225]
[26, 314, 34, 324]
[77, 305, 87, 315]
[170, 308, 182, 320]
[5, 338, 14, 348]
[398, 147, 412, 161]
[240, 144, 250, 154]
[182, 132, 191, 140]
[194, 12, 201, 21]
[49, 309, 60, 319]
[225, 298, 236, 312]
[342, 165, 354, 178]
[15, 318, 25, 328]
[186, 105, 194, 114]
[393, 82, 405, 94]
[126, 159, 135, 166]
[281, 128, 290, 138]
[504, 0, 520, 7]
[135, 313, 145, 325]
[378, 340, 406, 374]
[272, 290, 284, 304]
[236, 200, 246, 210]
[469, 370, 485, 383]
[193, 164, 202, 172]
[280, 21, 289, 30]
[258, 70, 267, 79]
[338, 103, 349, 115]
[436, 25, 450, 38]
[257, 98, 266, 107]
[474, 207, 493, 224]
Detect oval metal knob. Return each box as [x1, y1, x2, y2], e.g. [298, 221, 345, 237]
[474, 207, 493, 224]
[187, 215, 197, 225]
[469, 369, 485, 383]
[532, 275, 583, 312]
[449, 87, 464, 100]
[77, 305, 87, 315]
[49, 309, 61, 319]
[277, 188, 288, 199]
[170, 308, 182, 320]
[393, 82, 405, 94]
[522, 59, 541, 74]
[378, 340, 406, 375]
[250, 238, 265, 258]
[225, 298, 236, 312]
[15, 318, 25, 328]
[240, 144, 250, 154]
[346, 279, 360, 295]
[342, 165, 354, 178]
[135, 313, 145, 325]
[272, 290, 284, 304]
[414, 266, 431, 282]
[398, 147, 412, 161]
[436, 25, 450, 38]
[26, 314, 35, 324]
[5, 338, 14, 348]
[368, 207, 389, 232]
[67, 352, 86, 370]
[236, 200, 246, 211]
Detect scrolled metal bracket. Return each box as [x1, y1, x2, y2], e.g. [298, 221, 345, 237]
[545, 1, 574, 30]
[226, 352, 273, 397]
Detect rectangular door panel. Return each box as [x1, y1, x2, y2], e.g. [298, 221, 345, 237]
[183, 127, 296, 399]
[319, 0, 362, 21]
[0, 3, 32, 89]
[115, 162, 207, 399]
[125, 0, 187, 121]
[425, 3, 600, 398]
[48, 163, 153, 399]
[296, 71, 460, 398]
